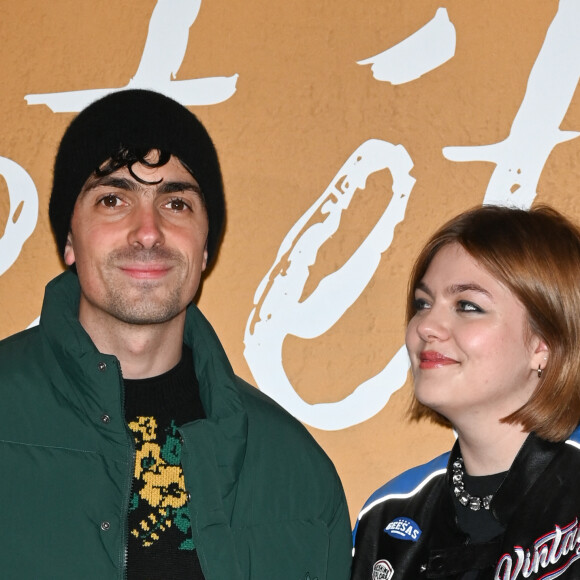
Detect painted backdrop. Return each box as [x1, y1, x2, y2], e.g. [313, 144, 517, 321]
[1, 0, 580, 522]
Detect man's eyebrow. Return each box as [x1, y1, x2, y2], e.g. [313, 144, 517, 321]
[81, 176, 203, 197]
[82, 175, 139, 193]
[157, 181, 202, 196]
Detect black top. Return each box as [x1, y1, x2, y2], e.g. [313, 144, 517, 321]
[454, 470, 507, 580]
[124, 345, 206, 579]
[454, 471, 507, 542]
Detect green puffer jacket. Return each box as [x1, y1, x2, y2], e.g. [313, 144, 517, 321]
[0, 271, 352, 579]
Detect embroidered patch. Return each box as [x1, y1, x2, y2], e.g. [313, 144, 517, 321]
[372, 559, 394, 580]
[495, 517, 580, 579]
[384, 517, 422, 541]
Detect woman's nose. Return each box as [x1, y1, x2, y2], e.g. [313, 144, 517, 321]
[414, 307, 450, 342]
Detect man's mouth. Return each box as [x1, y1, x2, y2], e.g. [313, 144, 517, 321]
[119, 264, 172, 279]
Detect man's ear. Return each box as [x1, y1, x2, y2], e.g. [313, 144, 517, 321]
[202, 240, 208, 272]
[63, 232, 76, 266]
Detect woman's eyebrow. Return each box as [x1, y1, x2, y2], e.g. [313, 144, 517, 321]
[447, 283, 492, 298]
[416, 280, 492, 299]
[416, 281, 433, 297]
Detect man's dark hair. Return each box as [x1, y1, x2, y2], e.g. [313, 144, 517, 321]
[95, 146, 172, 185]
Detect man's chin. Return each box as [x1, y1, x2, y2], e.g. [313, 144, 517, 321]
[104, 293, 186, 326]
[110, 307, 184, 326]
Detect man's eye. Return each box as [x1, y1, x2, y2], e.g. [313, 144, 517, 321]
[99, 194, 121, 208]
[165, 198, 190, 211]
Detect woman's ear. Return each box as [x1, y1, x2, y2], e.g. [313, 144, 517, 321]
[531, 339, 549, 374]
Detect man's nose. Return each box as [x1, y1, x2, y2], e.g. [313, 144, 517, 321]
[127, 204, 164, 249]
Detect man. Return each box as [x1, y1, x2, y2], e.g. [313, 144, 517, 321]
[0, 89, 352, 579]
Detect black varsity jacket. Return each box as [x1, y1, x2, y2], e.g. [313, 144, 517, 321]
[351, 427, 580, 580]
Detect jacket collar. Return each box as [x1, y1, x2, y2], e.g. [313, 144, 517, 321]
[445, 432, 561, 527]
[490, 433, 560, 526]
[40, 270, 248, 445]
[40, 271, 123, 425]
[180, 286, 249, 504]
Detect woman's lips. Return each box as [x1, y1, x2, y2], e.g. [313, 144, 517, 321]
[419, 350, 458, 369]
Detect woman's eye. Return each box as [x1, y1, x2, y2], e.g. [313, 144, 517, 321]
[458, 300, 482, 313]
[413, 298, 430, 311]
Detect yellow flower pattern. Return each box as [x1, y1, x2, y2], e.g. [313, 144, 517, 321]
[128, 416, 193, 550]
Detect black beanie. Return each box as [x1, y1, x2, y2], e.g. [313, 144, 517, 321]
[49, 89, 225, 263]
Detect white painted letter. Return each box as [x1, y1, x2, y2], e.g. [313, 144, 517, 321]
[444, 0, 580, 209]
[25, 0, 238, 111]
[358, 8, 456, 85]
[0, 157, 38, 276]
[244, 140, 414, 430]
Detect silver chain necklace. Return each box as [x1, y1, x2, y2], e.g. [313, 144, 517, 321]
[452, 457, 493, 511]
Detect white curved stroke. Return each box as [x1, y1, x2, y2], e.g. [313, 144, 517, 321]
[132, 0, 202, 84]
[0, 157, 38, 276]
[24, 0, 237, 112]
[244, 140, 415, 430]
[358, 8, 455, 85]
[444, 0, 580, 209]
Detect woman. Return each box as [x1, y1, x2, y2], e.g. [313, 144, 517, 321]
[351, 205, 580, 580]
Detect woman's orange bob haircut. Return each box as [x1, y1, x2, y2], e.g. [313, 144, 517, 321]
[407, 204, 580, 442]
